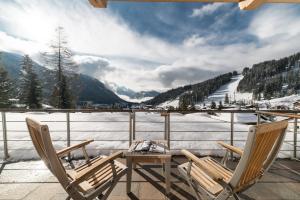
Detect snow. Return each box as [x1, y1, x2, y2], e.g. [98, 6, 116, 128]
[118, 94, 153, 103]
[158, 98, 179, 108]
[204, 75, 252, 105]
[255, 94, 300, 109]
[0, 112, 296, 161]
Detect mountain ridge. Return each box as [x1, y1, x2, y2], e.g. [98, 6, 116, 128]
[0, 51, 127, 105]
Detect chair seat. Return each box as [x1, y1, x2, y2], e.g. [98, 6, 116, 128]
[67, 155, 126, 194]
[179, 157, 233, 195]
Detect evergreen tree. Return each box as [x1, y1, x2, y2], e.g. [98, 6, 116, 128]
[42, 27, 78, 108]
[19, 55, 42, 108]
[211, 101, 216, 109]
[224, 93, 229, 104]
[218, 101, 223, 110]
[0, 54, 11, 108]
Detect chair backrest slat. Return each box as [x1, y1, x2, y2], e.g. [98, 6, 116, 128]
[26, 117, 99, 200]
[26, 118, 51, 170]
[230, 120, 288, 190]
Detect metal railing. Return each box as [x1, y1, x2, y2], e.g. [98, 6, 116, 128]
[0, 109, 299, 161]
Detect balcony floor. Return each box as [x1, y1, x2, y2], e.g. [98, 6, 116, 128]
[0, 156, 300, 200]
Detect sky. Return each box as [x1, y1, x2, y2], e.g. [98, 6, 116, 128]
[0, 0, 300, 92]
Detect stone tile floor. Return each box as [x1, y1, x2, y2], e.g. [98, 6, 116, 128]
[0, 156, 299, 200]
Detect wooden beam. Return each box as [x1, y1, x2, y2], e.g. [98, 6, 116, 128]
[239, 0, 265, 10]
[88, 0, 300, 10]
[89, 0, 107, 8]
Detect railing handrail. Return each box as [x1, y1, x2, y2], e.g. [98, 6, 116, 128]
[0, 108, 299, 113]
[1, 109, 299, 161]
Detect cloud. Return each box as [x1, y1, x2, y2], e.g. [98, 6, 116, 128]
[191, 3, 227, 18]
[183, 34, 207, 48]
[73, 55, 115, 79]
[0, 1, 300, 93]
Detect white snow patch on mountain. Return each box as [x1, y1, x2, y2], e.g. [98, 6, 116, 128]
[204, 75, 252, 105]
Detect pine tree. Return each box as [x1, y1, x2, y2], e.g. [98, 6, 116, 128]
[0, 54, 11, 108]
[19, 55, 42, 108]
[218, 101, 223, 110]
[42, 26, 78, 109]
[224, 93, 229, 104]
[211, 101, 216, 109]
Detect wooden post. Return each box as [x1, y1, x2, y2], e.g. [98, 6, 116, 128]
[230, 112, 234, 160]
[2, 112, 9, 160]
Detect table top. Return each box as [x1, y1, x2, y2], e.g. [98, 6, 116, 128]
[125, 140, 171, 158]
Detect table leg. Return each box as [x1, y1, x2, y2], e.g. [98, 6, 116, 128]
[127, 157, 132, 194]
[165, 158, 171, 195]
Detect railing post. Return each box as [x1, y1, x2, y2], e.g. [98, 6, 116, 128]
[2, 112, 9, 160]
[66, 112, 71, 160]
[257, 113, 261, 125]
[132, 112, 136, 141]
[167, 113, 170, 150]
[230, 112, 234, 160]
[129, 112, 132, 146]
[294, 116, 298, 158]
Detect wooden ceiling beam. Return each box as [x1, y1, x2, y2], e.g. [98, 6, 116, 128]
[88, 0, 300, 10]
[89, 0, 107, 8]
[239, 0, 265, 10]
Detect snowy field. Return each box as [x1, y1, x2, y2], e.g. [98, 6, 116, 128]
[0, 111, 296, 161]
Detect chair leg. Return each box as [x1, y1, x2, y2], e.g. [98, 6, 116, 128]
[232, 193, 241, 200]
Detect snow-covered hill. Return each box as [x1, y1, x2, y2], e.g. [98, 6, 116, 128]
[203, 75, 252, 105]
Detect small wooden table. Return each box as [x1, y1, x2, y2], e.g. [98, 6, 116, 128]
[125, 140, 171, 195]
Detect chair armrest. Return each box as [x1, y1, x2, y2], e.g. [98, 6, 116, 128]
[217, 141, 243, 156]
[181, 149, 223, 181]
[56, 139, 94, 158]
[69, 151, 124, 186]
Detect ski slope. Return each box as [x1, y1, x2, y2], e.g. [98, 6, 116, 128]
[204, 75, 252, 105]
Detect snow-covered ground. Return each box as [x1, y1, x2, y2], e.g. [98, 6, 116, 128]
[0, 112, 296, 161]
[256, 94, 300, 109]
[203, 75, 252, 105]
[158, 98, 179, 108]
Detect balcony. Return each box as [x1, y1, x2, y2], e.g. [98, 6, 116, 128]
[0, 109, 299, 199]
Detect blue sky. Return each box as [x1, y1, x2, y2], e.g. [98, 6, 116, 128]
[0, 0, 300, 92]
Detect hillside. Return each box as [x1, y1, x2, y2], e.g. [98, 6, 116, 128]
[238, 52, 300, 100]
[1, 52, 126, 105]
[145, 72, 236, 106]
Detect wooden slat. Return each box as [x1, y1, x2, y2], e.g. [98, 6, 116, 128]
[237, 121, 287, 188]
[217, 141, 243, 156]
[185, 163, 224, 195]
[56, 139, 94, 158]
[73, 151, 123, 185]
[181, 150, 223, 181]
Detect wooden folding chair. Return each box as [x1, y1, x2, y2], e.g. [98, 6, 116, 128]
[178, 120, 288, 200]
[26, 117, 127, 200]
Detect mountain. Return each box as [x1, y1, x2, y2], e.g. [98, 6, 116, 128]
[0, 51, 126, 105]
[145, 72, 236, 106]
[238, 52, 300, 100]
[115, 86, 159, 100]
